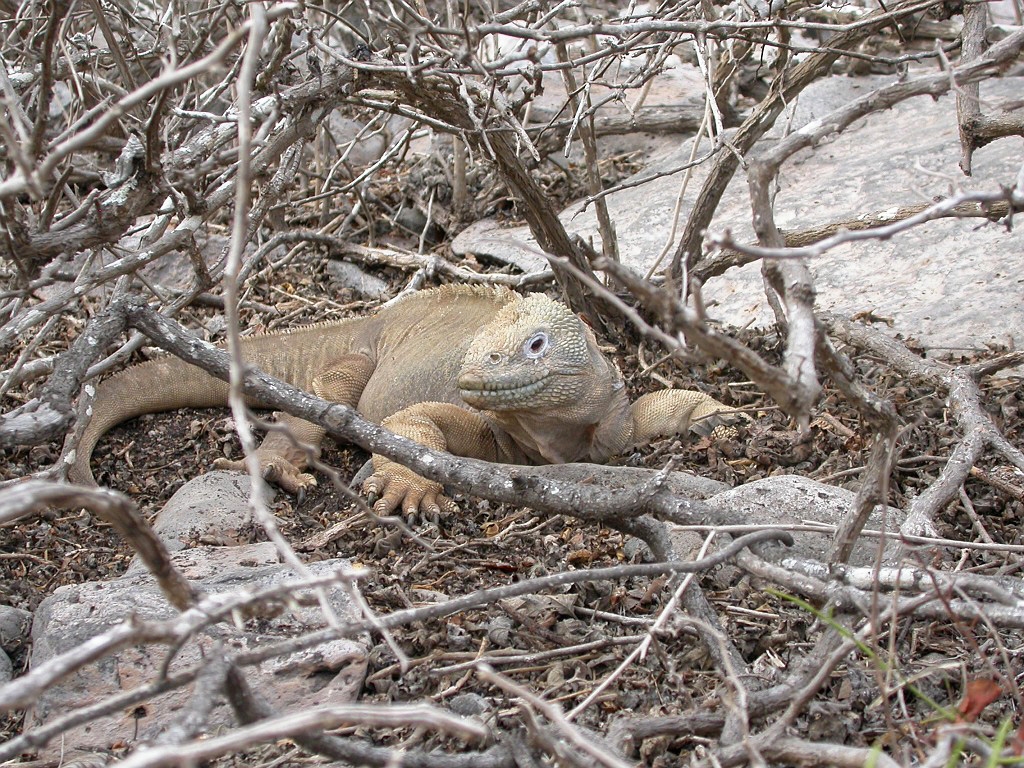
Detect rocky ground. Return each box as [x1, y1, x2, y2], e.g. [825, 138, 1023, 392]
[3, 11, 1024, 756]
[2, 250, 1022, 763]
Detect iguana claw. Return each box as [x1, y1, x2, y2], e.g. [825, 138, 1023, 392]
[212, 455, 317, 494]
[363, 460, 458, 518]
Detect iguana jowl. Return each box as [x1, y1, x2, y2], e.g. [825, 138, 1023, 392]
[70, 285, 739, 514]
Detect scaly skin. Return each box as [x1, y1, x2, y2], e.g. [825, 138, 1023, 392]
[69, 285, 740, 514]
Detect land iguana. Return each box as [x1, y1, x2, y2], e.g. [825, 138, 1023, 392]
[69, 285, 740, 515]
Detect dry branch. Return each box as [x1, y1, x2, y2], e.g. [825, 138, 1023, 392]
[222, 664, 513, 768]
[360, 60, 601, 317]
[957, 3, 1024, 172]
[694, 198, 1017, 282]
[119, 699, 489, 768]
[825, 313, 1024, 541]
[672, 0, 949, 281]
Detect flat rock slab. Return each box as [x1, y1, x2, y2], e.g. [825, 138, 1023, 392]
[453, 74, 1024, 354]
[23, 473, 368, 759]
[673, 474, 903, 565]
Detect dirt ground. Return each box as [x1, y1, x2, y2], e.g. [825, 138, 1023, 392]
[2, 249, 1023, 764]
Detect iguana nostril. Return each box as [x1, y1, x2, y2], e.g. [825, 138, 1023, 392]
[488, 352, 501, 364]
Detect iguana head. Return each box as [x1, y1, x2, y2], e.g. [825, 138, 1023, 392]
[458, 293, 599, 411]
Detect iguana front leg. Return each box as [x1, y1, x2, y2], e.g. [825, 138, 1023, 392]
[214, 354, 375, 492]
[364, 402, 514, 517]
[629, 390, 743, 447]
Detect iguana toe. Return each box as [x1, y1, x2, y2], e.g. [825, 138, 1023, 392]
[212, 455, 317, 494]
[268, 466, 319, 495]
[363, 463, 456, 517]
[212, 456, 245, 473]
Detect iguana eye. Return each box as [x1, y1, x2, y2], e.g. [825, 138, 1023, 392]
[523, 331, 549, 359]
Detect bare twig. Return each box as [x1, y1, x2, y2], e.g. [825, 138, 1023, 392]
[477, 663, 634, 768]
[824, 313, 1024, 542]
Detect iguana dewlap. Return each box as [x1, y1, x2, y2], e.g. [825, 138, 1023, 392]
[69, 285, 739, 515]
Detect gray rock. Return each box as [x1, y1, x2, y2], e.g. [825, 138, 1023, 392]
[448, 692, 490, 717]
[325, 259, 389, 300]
[148, 539, 282, 580]
[0, 648, 11, 685]
[124, 470, 270, 560]
[394, 206, 444, 246]
[26, 547, 368, 758]
[622, 537, 653, 563]
[453, 75, 1024, 354]
[139, 232, 251, 293]
[0, 605, 32, 652]
[24, 473, 366, 758]
[673, 474, 903, 565]
[328, 114, 411, 169]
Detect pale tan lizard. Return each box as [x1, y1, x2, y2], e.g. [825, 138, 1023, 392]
[70, 285, 740, 514]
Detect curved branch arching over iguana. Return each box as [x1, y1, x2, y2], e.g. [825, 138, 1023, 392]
[69, 285, 741, 515]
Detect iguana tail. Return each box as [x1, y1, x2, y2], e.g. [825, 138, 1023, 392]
[68, 358, 230, 486]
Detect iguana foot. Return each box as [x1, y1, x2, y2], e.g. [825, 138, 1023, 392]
[212, 455, 318, 494]
[363, 460, 458, 517]
[689, 410, 747, 441]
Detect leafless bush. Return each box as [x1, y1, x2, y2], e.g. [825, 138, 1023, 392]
[2, 0, 1024, 765]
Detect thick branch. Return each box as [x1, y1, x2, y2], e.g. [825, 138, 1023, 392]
[695, 199, 1016, 281]
[0, 293, 132, 446]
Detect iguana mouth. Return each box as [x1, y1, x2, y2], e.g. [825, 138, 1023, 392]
[457, 370, 549, 407]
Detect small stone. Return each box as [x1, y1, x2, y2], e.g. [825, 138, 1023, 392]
[485, 615, 514, 646]
[448, 692, 490, 717]
[124, 471, 273, 562]
[623, 537, 653, 563]
[325, 260, 389, 300]
[0, 605, 33, 652]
